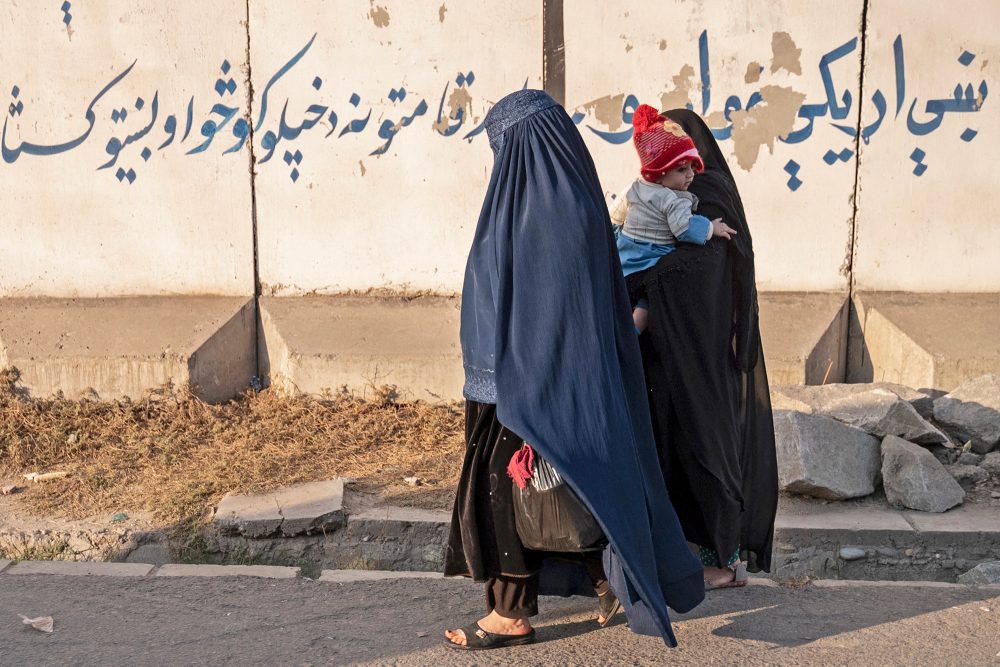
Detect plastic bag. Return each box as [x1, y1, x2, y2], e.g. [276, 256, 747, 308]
[511, 455, 605, 552]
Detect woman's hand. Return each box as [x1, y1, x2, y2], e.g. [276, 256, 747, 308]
[711, 218, 738, 240]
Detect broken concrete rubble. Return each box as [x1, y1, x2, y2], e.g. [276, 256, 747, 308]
[213, 479, 345, 538]
[933, 374, 1000, 454]
[946, 464, 990, 489]
[881, 436, 965, 513]
[773, 411, 881, 500]
[771, 383, 934, 418]
[817, 389, 948, 446]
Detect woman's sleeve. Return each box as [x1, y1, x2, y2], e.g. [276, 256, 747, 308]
[625, 267, 648, 303]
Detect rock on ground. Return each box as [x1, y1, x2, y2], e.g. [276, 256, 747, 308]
[773, 411, 881, 500]
[881, 435, 965, 512]
[945, 464, 990, 489]
[838, 547, 866, 561]
[924, 444, 958, 465]
[957, 452, 984, 466]
[980, 452, 1000, 477]
[771, 383, 933, 418]
[957, 560, 1000, 585]
[817, 389, 948, 445]
[933, 374, 1000, 454]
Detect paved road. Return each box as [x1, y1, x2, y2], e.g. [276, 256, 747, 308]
[1, 574, 998, 666]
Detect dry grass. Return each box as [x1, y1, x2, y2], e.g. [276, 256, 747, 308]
[0, 368, 464, 536]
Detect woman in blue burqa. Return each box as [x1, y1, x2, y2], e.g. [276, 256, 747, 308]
[443, 89, 704, 651]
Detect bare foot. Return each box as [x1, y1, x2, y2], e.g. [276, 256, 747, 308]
[444, 610, 532, 646]
[703, 565, 736, 587]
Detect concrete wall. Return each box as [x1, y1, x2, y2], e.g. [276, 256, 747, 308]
[565, 0, 863, 292]
[852, 0, 999, 291]
[0, 2, 254, 297]
[2, 1, 996, 297]
[2, 1, 998, 400]
[249, 1, 542, 295]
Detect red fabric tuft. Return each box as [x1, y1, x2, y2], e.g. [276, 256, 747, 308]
[632, 104, 663, 133]
[507, 443, 535, 490]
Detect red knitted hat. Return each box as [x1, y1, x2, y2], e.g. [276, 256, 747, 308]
[631, 104, 704, 182]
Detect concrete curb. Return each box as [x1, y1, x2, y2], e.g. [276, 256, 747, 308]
[769, 503, 1000, 582]
[154, 564, 301, 579]
[745, 578, 780, 587]
[810, 578, 1000, 590]
[4, 480, 997, 584]
[2, 563, 999, 591]
[5, 561, 155, 576]
[318, 568, 444, 583]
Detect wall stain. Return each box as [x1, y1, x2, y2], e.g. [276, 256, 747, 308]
[438, 4, 447, 23]
[704, 110, 728, 127]
[728, 84, 806, 171]
[770, 31, 802, 75]
[660, 64, 696, 111]
[433, 87, 473, 133]
[745, 61, 763, 83]
[582, 94, 626, 131]
[369, 2, 390, 28]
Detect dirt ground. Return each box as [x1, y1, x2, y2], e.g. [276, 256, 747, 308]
[0, 371, 464, 548]
[4, 368, 998, 556]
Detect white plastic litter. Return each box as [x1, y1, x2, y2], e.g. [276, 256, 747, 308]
[19, 615, 54, 633]
[23, 472, 69, 483]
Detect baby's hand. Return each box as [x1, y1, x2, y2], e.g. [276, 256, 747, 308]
[712, 218, 737, 240]
[632, 306, 648, 334]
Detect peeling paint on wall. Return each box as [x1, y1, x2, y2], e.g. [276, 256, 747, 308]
[659, 63, 696, 111]
[438, 4, 447, 23]
[745, 61, 763, 83]
[433, 86, 473, 133]
[369, 2, 390, 28]
[770, 31, 802, 75]
[729, 84, 806, 170]
[659, 39, 667, 51]
[703, 110, 728, 128]
[582, 94, 626, 131]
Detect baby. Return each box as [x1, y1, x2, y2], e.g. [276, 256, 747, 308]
[614, 105, 736, 333]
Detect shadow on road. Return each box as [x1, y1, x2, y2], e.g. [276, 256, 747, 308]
[674, 583, 997, 647]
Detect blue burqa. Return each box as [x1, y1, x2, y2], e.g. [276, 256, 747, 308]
[460, 89, 704, 646]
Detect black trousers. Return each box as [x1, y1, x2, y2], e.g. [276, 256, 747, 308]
[486, 551, 608, 619]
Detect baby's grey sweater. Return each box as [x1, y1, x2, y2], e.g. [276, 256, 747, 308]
[622, 179, 703, 245]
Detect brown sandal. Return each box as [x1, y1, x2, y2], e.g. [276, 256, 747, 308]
[597, 590, 622, 627]
[444, 623, 536, 651]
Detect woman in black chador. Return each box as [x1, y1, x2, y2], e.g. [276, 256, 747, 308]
[442, 90, 704, 651]
[622, 108, 779, 588]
